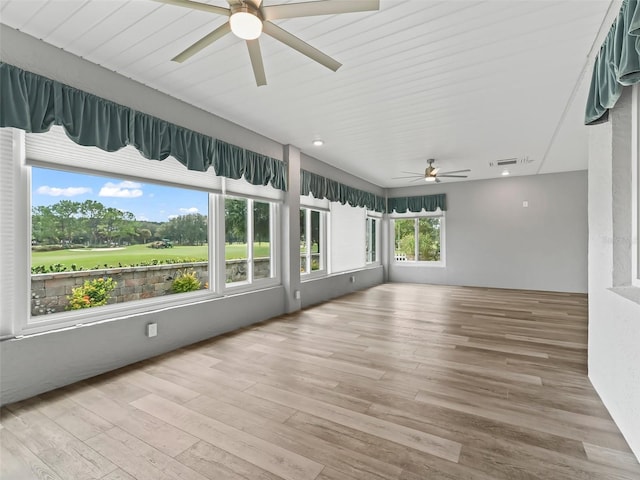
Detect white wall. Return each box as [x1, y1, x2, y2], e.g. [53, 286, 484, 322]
[588, 87, 640, 460]
[387, 171, 588, 293]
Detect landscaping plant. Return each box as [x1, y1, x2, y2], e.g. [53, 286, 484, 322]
[67, 277, 117, 310]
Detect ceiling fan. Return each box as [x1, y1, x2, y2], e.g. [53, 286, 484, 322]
[154, 0, 380, 86]
[392, 159, 471, 183]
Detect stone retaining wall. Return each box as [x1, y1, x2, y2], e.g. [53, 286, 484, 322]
[31, 258, 270, 316]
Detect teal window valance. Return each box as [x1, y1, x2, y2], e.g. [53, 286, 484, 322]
[585, 0, 640, 125]
[0, 62, 287, 191]
[388, 194, 446, 214]
[300, 170, 385, 212]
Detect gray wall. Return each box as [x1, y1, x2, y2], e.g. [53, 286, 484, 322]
[301, 267, 384, 309]
[0, 288, 285, 404]
[387, 171, 588, 293]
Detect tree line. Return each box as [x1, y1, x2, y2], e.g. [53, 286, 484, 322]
[32, 200, 208, 247]
[395, 217, 441, 261]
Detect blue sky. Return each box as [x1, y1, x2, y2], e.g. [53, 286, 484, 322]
[32, 167, 208, 223]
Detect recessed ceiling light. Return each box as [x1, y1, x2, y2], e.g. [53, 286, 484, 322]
[501, 169, 510, 176]
[313, 139, 324, 147]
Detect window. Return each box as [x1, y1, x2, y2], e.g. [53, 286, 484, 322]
[300, 207, 326, 275]
[393, 213, 445, 265]
[0, 125, 282, 336]
[225, 196, 275, 286]
[30, 166, 210, 318]
[366, 216, 379, 263]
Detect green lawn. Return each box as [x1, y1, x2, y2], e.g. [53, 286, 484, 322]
[32, 243, 270, 270]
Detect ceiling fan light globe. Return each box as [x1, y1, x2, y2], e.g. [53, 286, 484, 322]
[425, 176, 437, 182]
[230, 11, 263, 40]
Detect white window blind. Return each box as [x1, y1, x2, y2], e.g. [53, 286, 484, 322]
[0, 128, 16, 337]
[300, 194, 330, 211]
[329, 202, 366, 273]
[224, 176, 284, 202]
[26, 126, 224, 193]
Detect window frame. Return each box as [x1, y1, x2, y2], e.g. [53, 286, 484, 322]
[632, 84, 639, 287]
[3, 128, 282, 337]
[366, 213, 381, 265]
[300, 207, 327, 278]
[25, 166, 217, 334]
[223, 195, 280, 293]
[390, 210, 446, 267]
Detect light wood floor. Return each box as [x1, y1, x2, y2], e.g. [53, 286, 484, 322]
[2, 283, 639, 480]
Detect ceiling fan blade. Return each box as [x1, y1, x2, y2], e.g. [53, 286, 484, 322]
[262, 22, 341, 71]
[263, 0, 379, 20]
[392, 175, 423, 179]
[409, 177, 425, 183]
[400, 171, 423, 175]
[153, 0, 229, 16]
[435, 178, 441, 183]
[246, 39, 267, 86]
[438, 169, 471, 175]
[438, 175, 468, 178]
[172, 22, 231, 63]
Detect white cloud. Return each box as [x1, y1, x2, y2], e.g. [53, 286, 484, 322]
[168, 214, 179, 220]
[119, 180, 142, 188]
[179, 207, 199, 214]
[99, 181, 143, 198]
[137, 215, 150, 221]
[36, 186, 92, 197]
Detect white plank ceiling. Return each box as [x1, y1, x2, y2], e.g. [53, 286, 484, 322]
[0, 0, 614, 187]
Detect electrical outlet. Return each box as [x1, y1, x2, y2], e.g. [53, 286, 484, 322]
[523, 201, 529, 208]
[294, 290, 301, 300]
[350, 276, 356, 283]
[146, 323, 158, 338]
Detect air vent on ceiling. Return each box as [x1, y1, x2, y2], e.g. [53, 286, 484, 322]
[488, 156, 534, 167]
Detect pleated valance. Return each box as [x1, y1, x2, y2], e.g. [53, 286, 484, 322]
[585, 0, 640, 125]
[300, 170, 385, 212]
[0, 62, 287, 190]
[388, 194, 446, 213]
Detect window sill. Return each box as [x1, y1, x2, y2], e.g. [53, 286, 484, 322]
[301, 264, 383, 283]
[392, 261, 446, 268]
[609, 286, 640, 306]
[224, 278, 281, 295]
[301, 270, 328, 282]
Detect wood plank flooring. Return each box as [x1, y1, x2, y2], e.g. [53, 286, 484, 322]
[2, 283, 639, 479]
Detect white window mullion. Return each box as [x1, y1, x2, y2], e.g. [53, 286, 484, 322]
[632, 84, 639, 287]
[321, 211, 327, 272]
[306, 209, 311, 274]
[414, 218, 419, 262]
[215, 194, 226, 294]
[207, 193, 216, 293]
[247, 199, 254, 283]
[270, 203, 276, 279]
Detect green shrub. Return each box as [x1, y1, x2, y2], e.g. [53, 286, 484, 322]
[31, 257, 206, 274]
[171, 270, 201, 293]
[67, 277, 117, 310]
